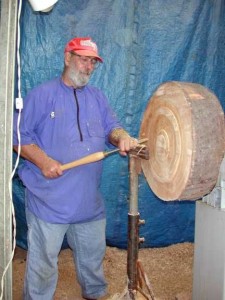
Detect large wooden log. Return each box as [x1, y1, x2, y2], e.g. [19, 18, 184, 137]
[139, 81, 225, 201]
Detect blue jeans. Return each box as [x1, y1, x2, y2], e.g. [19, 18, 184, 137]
[24, 209, 107, 300]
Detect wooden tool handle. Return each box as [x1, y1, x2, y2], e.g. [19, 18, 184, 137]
[61, 138, 149, 171]
[61, 151, 106, 171]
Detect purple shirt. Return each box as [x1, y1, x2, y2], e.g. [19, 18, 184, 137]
[13, 77, 121, 224]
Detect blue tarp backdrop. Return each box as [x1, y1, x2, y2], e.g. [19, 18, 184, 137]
[13, 0, 225, 249]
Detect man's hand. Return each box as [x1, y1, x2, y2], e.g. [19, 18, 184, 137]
[109, 128, 139, 156]
[117, 136, 139, 156]
[13, 144, 63, 178]
[41, 157, 63, 178]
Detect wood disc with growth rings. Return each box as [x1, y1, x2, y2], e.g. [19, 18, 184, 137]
[139, 81, 225, 201]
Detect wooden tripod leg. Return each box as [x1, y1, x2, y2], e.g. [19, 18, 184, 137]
[137, 260, 155, 300]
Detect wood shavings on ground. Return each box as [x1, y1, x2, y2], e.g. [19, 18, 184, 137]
[13, 242, 193, 300]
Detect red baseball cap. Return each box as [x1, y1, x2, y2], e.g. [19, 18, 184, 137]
[64, 37, 103, 63]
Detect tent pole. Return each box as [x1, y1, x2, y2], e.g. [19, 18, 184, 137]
[0, 0, 18, 298]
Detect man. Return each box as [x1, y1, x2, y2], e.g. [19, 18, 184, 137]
[13, 37, 138, 300]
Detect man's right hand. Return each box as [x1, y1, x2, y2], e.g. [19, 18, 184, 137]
[13, 144, 63, 178]
[41, 157, 63, 178]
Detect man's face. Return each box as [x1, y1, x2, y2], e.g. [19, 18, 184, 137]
[67, 52, 98, 88]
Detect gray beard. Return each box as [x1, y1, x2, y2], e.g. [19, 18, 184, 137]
[69, 69, 91, 88]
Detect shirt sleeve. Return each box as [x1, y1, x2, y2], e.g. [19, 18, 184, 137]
[13, 88, 46, 146]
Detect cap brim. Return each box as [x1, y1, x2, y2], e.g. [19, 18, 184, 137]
[74, 50, 103, 63]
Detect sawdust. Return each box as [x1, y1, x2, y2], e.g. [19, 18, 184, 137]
[13, 243, 193, 300]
